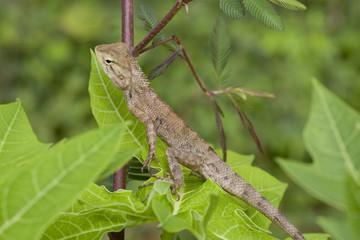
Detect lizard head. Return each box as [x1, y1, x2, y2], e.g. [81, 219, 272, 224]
[95, 42, 133, 90]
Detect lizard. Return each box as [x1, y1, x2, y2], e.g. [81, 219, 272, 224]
[95, 42, 306, 240]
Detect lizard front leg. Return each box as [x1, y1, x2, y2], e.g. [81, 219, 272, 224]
[141, 119, 160, 172]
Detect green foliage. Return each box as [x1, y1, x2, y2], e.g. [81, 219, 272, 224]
[0, 100, 131, 239]
[285, 234, 329, 240]
[269, 0, 306, 11]
[3, 0, 360, 238]
[278, 80, 360, 239]
[138, 4, 159, 31]
[0, 100, 50, 174]
[42, 183, 156, 239]
[346, 175, 360, 238]
[149, 49, 182, 80]
[86, 56, 326, 240]
[219, 0, 245, 19]
[219, 0, 305, 30]
[211, 17, 231, 86]
[317, 217, 351, 240]
[243, 0, 284, 31]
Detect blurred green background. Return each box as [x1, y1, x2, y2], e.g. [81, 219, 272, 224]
[1, 0, 359, 238]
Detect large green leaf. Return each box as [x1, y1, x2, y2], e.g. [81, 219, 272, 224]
[137, 151, 288, 240]
[317, 216, 351, 240]
[40, 148, 324, 239]
[278, 79, 360, 209]
[243, 0, 284, 31]
[0, 118, 126, 239]
[89, 49, 145, 152]
[41, 183, 157, 239]
[0, 100, 50, 174]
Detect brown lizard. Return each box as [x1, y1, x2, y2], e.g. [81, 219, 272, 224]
[95, 42, 306, 240]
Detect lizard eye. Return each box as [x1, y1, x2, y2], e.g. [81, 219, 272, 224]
[105, 59, 112, 64]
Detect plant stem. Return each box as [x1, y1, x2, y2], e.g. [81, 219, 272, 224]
[110, 1, 133, 240]
[122, 0, 134, 47]
[132, 0, 193, 57]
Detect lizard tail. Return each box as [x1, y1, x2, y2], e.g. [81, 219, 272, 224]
[208, 161, 306, 240]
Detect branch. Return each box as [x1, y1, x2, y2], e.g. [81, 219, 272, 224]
[132, 0, 193, 57]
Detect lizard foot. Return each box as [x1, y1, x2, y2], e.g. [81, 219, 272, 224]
[139, 173, 181, 201]
[141, 150, 160, 173]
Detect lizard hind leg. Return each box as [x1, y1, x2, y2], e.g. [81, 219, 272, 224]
[138, 147, 183, 201]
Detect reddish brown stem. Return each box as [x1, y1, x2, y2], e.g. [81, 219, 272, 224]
[137, 35, 211, 96]
[122, 0, 134, 47]
[110, 1, 133, 240]
[132, 0, 193, 57]
[171, 36, 212, 96]
[138, 36, 176, 56]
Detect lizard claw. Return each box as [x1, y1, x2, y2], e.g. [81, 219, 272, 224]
[141, 150, 160, 173]
[139, 173, 181, 201]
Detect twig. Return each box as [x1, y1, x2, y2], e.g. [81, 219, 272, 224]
[132, 0, 193, 57]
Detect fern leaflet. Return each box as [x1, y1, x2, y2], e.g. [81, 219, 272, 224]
[243, 0, 284, 31]
[269, 0, 306, 10]
[211, 17, 231, 86]
[219, 0, 245, 19]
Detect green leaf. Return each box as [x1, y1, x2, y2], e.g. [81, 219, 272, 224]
[0, 123, 125, 239]
[161, 231, 176, 240]
[211, 17, 231, 86]
[41, 183, 157, 239]
[346, 174, 360, 238]
[317, 216, 351, 240]
[243, 0, 284, 31]
[137, 4, 159, 31]
[285, 234, 330, 240]
[0, 100, 50, 174]
[137, 150, 287, 240]
[98, 149, 139, 180]
[149, 49, 181, 80]
[278, 79, 360, 209]
[89, 49, 145, 153]
[269, 0, 306, 11]
[219, 0, 245, 19]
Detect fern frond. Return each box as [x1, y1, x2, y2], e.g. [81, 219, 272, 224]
[243, 0, 284, 31]
[211, 17, 231, 86]
[137, 4, 159, 31]
[219, 0, 245, 19]
[269, 0, 306, 10]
